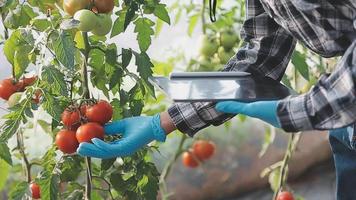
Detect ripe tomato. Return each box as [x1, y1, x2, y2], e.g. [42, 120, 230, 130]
[61, 109, 81, 129]
[16, 76, 37, 91]
[63, 0, 91, 16]
[55, 130, 79, 154]
[192, 140, 215, 160]
[30, 182, 41, 199]
[32, 90, 42, 104]
[76, 122, 104, 143]
[0, 78, 20, 100]
[86, 100, 113, 125]
[182, 151, 199, 168]
[277, 191, 295, 200]
[93, 0, 114, 13]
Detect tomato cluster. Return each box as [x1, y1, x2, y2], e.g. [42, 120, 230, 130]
[55, 100, 113, 154]
[63, 0, 113, 36]
[0, 76, 39, 107]
[182, 140, 216, 168]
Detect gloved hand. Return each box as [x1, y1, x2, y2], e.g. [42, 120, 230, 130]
[215, 100, 281, 128]
[77, 114, 166, 159]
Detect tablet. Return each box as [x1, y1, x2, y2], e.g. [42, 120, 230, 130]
[149, 72, 293, 102]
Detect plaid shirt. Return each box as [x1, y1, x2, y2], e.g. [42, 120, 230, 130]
[168, 0, 356, 136]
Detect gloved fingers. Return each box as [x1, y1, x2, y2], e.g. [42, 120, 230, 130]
[77, 142, 113, 159]
[104, 120, 126, 135]
[215, 101, 252, 115]
[91, 138, 135, 157]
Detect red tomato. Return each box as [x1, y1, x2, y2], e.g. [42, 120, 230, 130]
[192, 140, 216, 160]
[55, 130, 79, 154]
[93, 0, 114, 13]
[61, 109, 81, 129]
[86, 100, 113, 125]
[76, 122, 104, 143]
[277, 191, 295, 200]
[30, 182, 41, 199]
[182, 151, 199, 168]
[0, 78, 20, 100]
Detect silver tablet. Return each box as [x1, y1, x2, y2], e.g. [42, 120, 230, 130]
[149, 72, 293, 102]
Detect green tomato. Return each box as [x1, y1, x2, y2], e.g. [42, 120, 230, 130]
[217, 46, 234, 64]
[7, 92, 23, 107]
[219, 30, 239, 50]
[199, 35, 219, 57]
[91, 14, 112, 36]
[73, 9, 98, 32]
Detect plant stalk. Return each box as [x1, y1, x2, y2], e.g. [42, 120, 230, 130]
[81, 31, 92, 200]
[16, 131, 32, 183]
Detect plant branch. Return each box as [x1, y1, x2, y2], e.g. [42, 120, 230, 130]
[92, 176, 115, 200]
[81, 31, 92, 200]
[273, 132, 301, 200]
[16, 130, 32, 183]
[201, 0, 207, 34]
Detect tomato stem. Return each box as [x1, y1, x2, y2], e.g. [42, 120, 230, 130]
[16, 130, 32, 183]
[273, 132, 301, 200]
[81, 31, 92, 200]
[202, 0, 207, 34]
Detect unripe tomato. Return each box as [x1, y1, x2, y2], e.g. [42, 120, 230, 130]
[63, 0, 91, 16]
[86, 100, 113, 124]
[61, 109, 81, 129]
[199, 35, 219, 57]
[277, 191, 295, 200]
[74, 9, 98, 32]
[0, 78, 20, 100]
[219, 29, 239, 50]
[91, 14, 112, 36]
[182, 151, 199, 168]
[7, 92, 22, 107]
[192, 140, 215, 160]
[30, 182, 41, 199]
[93, 0, 114, 13]
[76, 122, 104, 143]
[55, 130, 79, 154]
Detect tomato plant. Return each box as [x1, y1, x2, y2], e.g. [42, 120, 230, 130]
[0, 0, 171, 199]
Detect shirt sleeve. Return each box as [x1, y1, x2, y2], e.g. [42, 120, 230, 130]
[277, 40, 356, 132]
[168, 0, 296, 136]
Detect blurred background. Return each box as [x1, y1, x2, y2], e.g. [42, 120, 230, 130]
[0, 0, 338, 199]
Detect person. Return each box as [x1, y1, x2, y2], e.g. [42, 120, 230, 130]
[77, 1, 356, 199]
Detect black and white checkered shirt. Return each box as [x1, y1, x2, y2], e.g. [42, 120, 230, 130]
[168, 0, 356, 136]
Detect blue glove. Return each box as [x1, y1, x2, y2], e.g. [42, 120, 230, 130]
[215, 100, 281, 128]
[77, 114, 166, 159]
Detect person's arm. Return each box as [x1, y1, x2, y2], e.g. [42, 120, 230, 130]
[277, 41, 356, 132]
[167, 0, 296, 136]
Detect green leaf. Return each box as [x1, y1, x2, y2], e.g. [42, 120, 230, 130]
[0, 142, 12, 165]
[42, 92, 64, 123]
[259, 126, 276, 157]
[188, 14, 200, 36]
[292, 50, 309, 81]
[51, 31, 76, 70]
[60, 156, 83, 182]
[122, 48, 132, 68]
[153, 4, 170, 25]
[101, 158, 116, 171]
[111, 10, 126, 37]
[134, 52, 153, 80]
[9, 181, 29, 200]
[124, 1, 138, 31]
[38, 171, 60, 200]
[134, 18, 155, 52]
[0, 159, 10, 191]
[3, 29, 34, 78]
[42, 66, 68, 96]
[268, 168, 281, 192]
